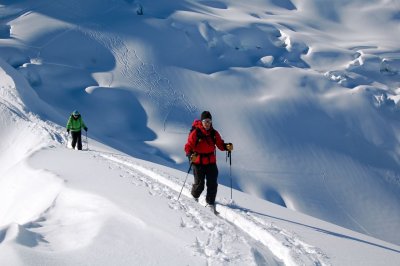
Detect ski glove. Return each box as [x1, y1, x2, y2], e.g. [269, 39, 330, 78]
[225, 143, 233, 151]
[187, 152, 198, 163]
[84, 127, 88, 131]
[67, 129, 70, 133]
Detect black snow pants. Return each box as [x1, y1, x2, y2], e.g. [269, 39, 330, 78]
[191, 163, 219, 205]
[71, 130, 82, 150]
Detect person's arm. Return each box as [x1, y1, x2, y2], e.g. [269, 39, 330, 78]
[81, 118, 88, 131]
[66, 117, 72, 132]
[215, 130, 233, 151]
[184, 130, 197, 156]
[215, 131, 226, 151]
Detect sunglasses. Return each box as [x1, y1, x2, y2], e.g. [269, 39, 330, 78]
[202, 119, 212, 123]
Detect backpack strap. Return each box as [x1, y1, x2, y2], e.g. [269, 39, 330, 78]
[194, 128, 215, 146]
[194, 128, 203, 146]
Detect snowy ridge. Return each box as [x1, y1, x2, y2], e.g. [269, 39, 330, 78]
[101, 153, 329, 266]
[0, 59, 65, 174]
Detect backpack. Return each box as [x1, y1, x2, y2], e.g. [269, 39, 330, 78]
[189, 119, 216, 146]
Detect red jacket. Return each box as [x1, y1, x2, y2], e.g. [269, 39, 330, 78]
[184, 120, 226, 165]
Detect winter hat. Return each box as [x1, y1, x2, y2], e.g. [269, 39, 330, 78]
[72, 110, 80, 116]
[201, 111, 212, 120]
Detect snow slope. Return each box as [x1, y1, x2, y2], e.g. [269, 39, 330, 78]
[0, 66, 399, 264]
[1, 0, 400, 264]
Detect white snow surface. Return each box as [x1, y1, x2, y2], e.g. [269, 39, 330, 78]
[1, 0, 400, 265]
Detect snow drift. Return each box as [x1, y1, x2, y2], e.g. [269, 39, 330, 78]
[0, 1, 400, 264]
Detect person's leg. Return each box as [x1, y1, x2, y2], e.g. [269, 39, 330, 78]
[71, 131, 78, 149]
[205, 164, 218, 205]
[77, 131, 82, 150]
[191, 164, 206, 199]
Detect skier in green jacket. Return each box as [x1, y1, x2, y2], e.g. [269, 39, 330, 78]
[66, 110, 88, 150]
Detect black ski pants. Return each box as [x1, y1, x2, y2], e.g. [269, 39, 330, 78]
[71, 130, 82, 150]
[191, 163, 218, 205]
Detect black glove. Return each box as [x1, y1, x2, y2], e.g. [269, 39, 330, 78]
[224, 143, 233, 151]
[67, 129, 70, 133]
[84, 127, 88, 132]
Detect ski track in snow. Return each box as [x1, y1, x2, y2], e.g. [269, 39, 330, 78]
[97, 152, 330, 266]
[81, 27, 198, 129]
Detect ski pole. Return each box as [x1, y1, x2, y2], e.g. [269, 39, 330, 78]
[178, 163, 193, 200]
[66, 132, 69, 148]
[85, 130, 89, 150]
[226, 151, 232, 199]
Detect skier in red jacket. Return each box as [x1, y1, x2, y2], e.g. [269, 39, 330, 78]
[184, 111, 233, 207]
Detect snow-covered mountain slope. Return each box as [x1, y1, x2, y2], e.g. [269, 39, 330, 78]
[1, 62, 399, 264]
[1, 0, 399, 255]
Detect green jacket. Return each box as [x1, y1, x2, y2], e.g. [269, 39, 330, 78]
[66, 115, 87, 132]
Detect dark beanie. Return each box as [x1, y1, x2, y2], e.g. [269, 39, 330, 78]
[201, 111, 212, 120]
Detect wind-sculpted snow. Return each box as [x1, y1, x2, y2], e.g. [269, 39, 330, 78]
[0, 73, 399, 266]
[0, 60, 68, 232]
[1, 0, 400, 257]
[18, 144, 399, 265]
[0, 59, 64, 173]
